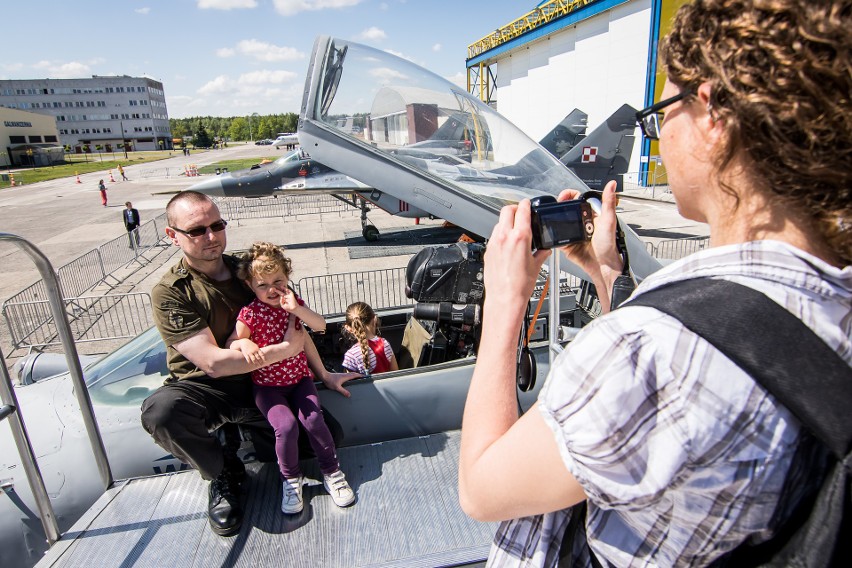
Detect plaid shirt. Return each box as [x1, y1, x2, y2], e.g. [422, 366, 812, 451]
[488, 241, 852, 567]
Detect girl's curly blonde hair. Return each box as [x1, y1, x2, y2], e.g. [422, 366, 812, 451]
[236, 241, 293, 281]
[662, 0, 851, 263]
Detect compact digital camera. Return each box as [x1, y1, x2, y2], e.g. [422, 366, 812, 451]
[529, 195, 595, 250]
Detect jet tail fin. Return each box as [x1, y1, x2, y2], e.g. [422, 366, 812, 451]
[560, 104, 637, 191]
[538, 109, 588, 157]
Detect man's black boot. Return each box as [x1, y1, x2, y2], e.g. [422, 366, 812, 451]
[208, 473, 243, 536]
[223, 454, 246, 491]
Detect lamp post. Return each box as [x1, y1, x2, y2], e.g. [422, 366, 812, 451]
[120, 120, 128, 160]
[249, 112, 258, 142]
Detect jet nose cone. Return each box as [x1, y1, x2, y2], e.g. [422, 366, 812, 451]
[187, 176, 227, 196]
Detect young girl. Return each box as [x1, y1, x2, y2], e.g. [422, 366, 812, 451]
[342, 302, 399, 375]
[230, 242, 354, 514]
[97, 179, 107, 206]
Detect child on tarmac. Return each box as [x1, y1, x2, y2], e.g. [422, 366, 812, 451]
[342, 302, 399, 376]
[229, 242, 354, 514]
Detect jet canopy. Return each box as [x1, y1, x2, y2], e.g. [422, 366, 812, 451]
[299, 36, 660, 281]
[299, 37, 588, 232]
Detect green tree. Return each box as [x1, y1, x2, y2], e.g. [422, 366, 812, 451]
[229, 117, 249, 141]
[194, 125, 213, 148]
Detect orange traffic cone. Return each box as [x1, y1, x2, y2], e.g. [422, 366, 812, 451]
[76, 171, 81, 184]
[109, 170, 116, 183]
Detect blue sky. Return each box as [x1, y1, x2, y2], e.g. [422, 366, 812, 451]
[2, 0, 531, 118]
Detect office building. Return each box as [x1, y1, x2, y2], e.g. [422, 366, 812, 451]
[0, 75, 172, 153]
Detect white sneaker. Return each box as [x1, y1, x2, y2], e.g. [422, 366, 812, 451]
[281, 477, 303, 514]
[323, 470, 355, 507]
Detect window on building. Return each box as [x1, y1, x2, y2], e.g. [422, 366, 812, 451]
[45, 135, 58, 142]
[28, 136, 43, 143]
[10, 136, 25, 143]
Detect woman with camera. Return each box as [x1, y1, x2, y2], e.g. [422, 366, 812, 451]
[458, 0, 851, 566]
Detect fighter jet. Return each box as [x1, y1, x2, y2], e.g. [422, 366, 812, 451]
[189, 108, 621, 241]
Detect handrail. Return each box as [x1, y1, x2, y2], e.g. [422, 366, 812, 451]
[0, 233, 114, 545]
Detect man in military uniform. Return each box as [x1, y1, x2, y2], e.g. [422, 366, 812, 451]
[141, 190, 357, 536]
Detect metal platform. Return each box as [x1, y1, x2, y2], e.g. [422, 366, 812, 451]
[36, 431, 494, 568]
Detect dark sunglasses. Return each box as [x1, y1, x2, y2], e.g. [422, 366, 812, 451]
[635, 90, 693, 140]
[170, 219, 228, 238]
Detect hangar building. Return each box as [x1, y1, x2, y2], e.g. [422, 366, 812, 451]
[466, 0, 685, 182]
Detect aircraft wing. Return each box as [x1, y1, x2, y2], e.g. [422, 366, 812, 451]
[299, 36, 661, 282]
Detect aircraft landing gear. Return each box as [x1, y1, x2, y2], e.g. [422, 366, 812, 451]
[363, 225, 380, 241]
[359, 198, 380, 241]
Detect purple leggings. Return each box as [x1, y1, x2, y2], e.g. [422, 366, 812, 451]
[254, 379, 339, 479]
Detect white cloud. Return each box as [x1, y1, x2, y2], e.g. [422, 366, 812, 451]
[379, 2, 388, 9]
[273, 0, 362, 16]
[234, 39, 304, 62]
[238, 69, 297, 84]
[135, 7, 150, 14]
[358, 27, 386, 41]
[31, 60, 93, 78]
[197, 0, 257, 9]
[383, 49, 416, 64]
[432, 43, 441, 52]
[216, 47, 236, 58]
[445, 71, 466, 89]
[369, 67, 407, 82]
[198, 75, 233, 95]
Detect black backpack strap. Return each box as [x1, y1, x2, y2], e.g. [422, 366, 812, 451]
[626, 278, 852, 459]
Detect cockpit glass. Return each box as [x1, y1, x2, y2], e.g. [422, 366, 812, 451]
[84, 327, 167, 406]
[309, 38, 587, 209]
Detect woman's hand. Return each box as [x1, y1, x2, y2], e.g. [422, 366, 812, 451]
[484, 200, 551, 319]
[559, 181, 624, 311]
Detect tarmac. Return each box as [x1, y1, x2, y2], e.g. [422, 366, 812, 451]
[0, 143, 707, 369]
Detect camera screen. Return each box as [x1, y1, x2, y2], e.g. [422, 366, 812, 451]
[537, 206, 586, 248]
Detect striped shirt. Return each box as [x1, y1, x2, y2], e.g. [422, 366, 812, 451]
[488, 241, 852, 567]
[342, 336, 394, 374]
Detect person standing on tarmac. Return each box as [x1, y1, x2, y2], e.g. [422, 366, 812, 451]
[123, 202, 140, 248]
[97, 179, 107, 207]
[140, 190, 359, 537]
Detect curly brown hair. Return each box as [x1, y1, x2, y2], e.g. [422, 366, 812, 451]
[236, 241, 293, 281]
[344, 302, 378, 372]
[661, 0, 852, 263]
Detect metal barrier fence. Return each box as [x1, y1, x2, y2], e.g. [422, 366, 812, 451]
[137, 167, 184, 179]
[652, 236, 710, 259]
[3, 213, 169, 350]
[216, 194, 359, 225]
[3, 293, 152, 349]
[296, 267, 414, 317]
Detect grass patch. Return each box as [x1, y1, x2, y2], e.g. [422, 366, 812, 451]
[0, 148, 286, 189]
[0, 150, 197, 189]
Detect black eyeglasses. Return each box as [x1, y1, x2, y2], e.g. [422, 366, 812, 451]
[170, 219, 228, 238]
[635, 90, 693, 140]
